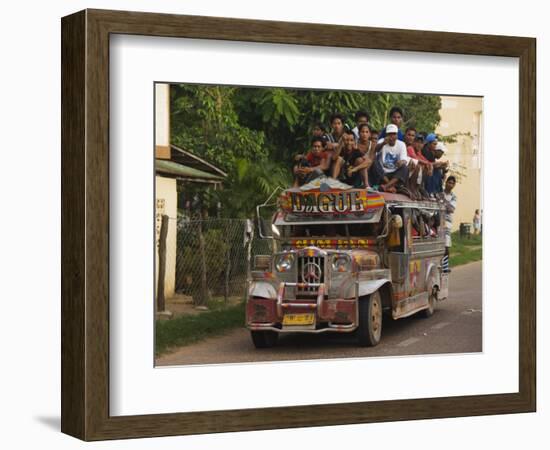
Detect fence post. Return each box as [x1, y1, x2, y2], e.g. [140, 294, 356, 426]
[156, 214, 169, 315]
[243, 219, 254, 302]
[195, 216, 210, 307]
[224, 243, 230, 304]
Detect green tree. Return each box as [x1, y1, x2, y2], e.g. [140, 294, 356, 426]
[399, 94, 442, 133]
[170, 84, 267, 171]
[215, 158, 290, 218]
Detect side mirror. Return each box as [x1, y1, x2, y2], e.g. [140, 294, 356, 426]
[256, 208, 274, 239]
[256, 186, 284, 239]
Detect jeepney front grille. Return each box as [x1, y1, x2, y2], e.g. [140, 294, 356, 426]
[297, 255, 325, 296]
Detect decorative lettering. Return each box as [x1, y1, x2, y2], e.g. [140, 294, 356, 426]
[290, 191, 368, 214]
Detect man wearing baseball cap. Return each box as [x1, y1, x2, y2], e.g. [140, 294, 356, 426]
[421, 133, 438, 161]
[368, 124, 409, 193]
[422, 134, 449, 194]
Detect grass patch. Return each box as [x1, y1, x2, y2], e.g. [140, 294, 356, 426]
[450, 231, 482, 267]
[156, 301, 245, 356]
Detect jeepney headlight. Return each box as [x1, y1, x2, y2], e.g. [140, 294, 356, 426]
[275, 253, 295, 272]
[332, 255, 351, 272]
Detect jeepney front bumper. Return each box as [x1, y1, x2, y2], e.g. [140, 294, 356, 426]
[247, 282, 358, 333]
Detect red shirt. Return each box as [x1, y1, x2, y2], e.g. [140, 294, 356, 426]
[306, 150, 329, 167]
[407, 145, 431, 164]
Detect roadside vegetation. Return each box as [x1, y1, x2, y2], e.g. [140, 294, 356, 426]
[449, 231, 482, 267]
[155, 299, 245, 357]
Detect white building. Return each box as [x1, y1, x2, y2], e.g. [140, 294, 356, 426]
[436, 96, 483, 231]
[155, 83, 226, 300]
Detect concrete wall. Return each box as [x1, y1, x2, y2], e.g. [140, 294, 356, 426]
[155, 83, 171, 159]
[155, 175, 178, 299]
[436, 96, 483, 231]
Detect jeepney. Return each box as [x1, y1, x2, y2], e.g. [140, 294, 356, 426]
[246, 177, 449, 348]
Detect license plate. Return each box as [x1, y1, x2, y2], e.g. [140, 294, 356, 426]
[283, 313, 315, 326]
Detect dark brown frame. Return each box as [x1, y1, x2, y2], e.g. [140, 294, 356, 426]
[61, 9, 536, 441]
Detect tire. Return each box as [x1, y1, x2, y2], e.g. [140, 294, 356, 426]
[420, 280, 438, 319]
[357, 291, 383, 347]
[250, 330, 278, 348]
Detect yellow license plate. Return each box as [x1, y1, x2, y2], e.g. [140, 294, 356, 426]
[283, 313, 315, 326]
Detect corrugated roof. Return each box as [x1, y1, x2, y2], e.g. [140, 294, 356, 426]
[155, 159, 225, 182]
[170, 145, 228, 178]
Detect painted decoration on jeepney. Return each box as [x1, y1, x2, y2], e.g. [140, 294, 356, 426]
[278, 180, 385, 223]
[353, 252, 380, 270]
[406, 216, 413, 250]
[288, 238, 376, 249]
[409, 259, 421, 294]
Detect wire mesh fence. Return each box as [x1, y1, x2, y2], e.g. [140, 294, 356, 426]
[159, 217, 272, 307]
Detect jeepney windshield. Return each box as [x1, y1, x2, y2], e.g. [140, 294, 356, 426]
[278, 222, 382, 239]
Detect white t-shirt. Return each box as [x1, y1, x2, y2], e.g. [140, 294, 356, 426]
[377, 139, 409, 173]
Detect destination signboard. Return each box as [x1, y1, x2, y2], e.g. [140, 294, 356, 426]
[278, 188, 385, 223]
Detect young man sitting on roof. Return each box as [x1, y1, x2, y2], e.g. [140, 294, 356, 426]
[376, 106, 405, 143]
[325, 113, 346, 151]
[404, 128, 432, 199]
[332, 128, 372, 188]
[292, 136, 331, 186]
[422, 134, 450, 195]
[369, 124, 409, 193]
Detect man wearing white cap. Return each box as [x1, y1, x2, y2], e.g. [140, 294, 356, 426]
[369, 124, 409, 193]
[433, 141, 450, 193]
[424, 138, 449, 194]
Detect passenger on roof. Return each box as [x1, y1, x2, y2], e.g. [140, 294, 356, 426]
[351, 110, 370, 141]
[368, 124, 409, 193]
[434, 142, 450, 187]
[404, 127, 432, 200]
[311, 121, 331, 144]
[377, 106, 405, 143]
[370, 127, 379, 146]
[332, 128, 372, 188]
[325, 113, 346, 151]
[292, 137, 331, 187]
[309, 121, 341, 179]
[422, 134, 449, 195]
[356, 123, 376, 161]
[414, 133, 434, 196]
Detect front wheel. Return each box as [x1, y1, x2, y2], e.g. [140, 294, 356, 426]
[357, 291, 383, 347]
[250, 330, 278, 348]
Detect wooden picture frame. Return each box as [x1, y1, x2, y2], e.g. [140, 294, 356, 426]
[61, 9, 536, 441]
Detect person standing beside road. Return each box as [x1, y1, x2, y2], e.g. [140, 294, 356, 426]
[473, 209, 481, 235]
[438, 176, 457, 273]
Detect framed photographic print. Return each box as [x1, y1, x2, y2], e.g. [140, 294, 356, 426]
[61, 9, 536, 441]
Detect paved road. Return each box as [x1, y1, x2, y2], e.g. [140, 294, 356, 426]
[156, 261, 482, 366]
